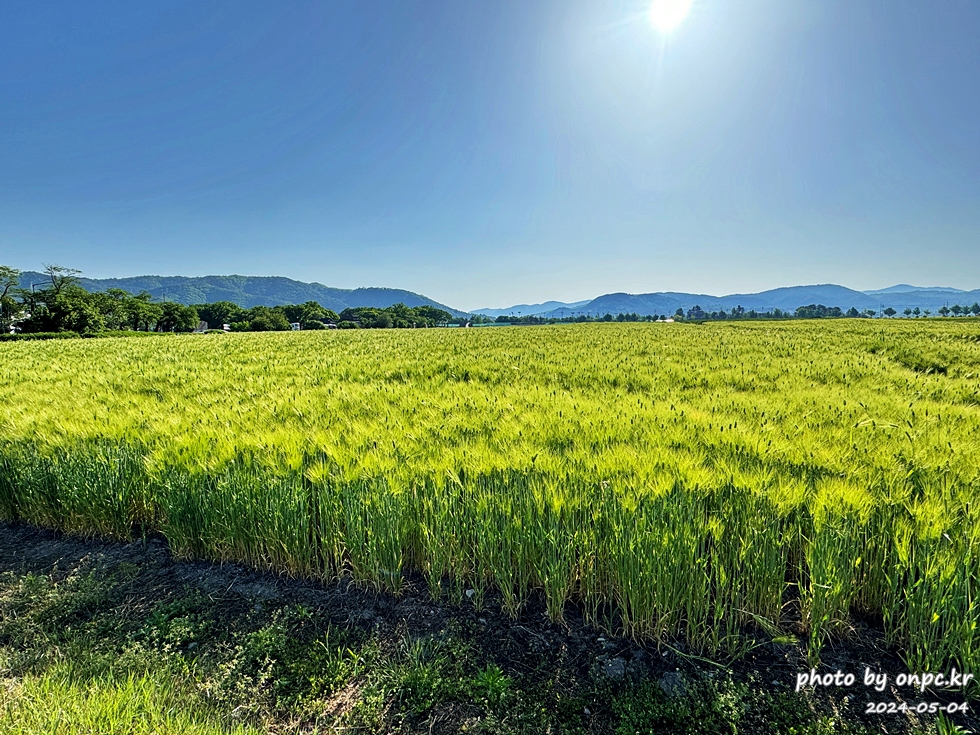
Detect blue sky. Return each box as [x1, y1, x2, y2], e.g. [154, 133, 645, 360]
[1, 1, 978, 310]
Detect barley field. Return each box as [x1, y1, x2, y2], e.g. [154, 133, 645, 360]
[2, 321, 979, 669]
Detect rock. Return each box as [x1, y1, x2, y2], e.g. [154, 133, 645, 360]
[603, 657, 627, 679]
[659, 671, 686, 698]
[465, 588, 476, 598]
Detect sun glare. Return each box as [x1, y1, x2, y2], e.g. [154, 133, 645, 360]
[648, 0, 693, 33]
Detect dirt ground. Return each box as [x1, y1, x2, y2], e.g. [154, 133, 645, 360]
[1, 521, 976, 734]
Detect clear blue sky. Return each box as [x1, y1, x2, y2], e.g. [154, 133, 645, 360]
[2, 1, 978, 310]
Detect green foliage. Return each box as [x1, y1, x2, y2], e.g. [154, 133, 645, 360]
[795, 304, 844, 319]
[472, 663, 512, 707]
[339, 302, 453, 328]
[208, 609, 357, 713]
[0, 331, 80, 341]
[157, 302, 199, 332]
[192, 300, 245, 329]
[611, 674, 873, 735]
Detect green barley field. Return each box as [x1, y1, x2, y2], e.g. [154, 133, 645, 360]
[2, 321, 979, 669]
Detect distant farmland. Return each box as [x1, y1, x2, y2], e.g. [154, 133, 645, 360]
[1, 321, 978, 670]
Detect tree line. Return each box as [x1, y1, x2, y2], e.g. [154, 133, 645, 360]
[487, 301, 980, 325]
[0, 265, 455, 336]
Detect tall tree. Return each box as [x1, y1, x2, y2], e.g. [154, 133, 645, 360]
[0, 266, 21, 331]
[43, 264, 82, 295]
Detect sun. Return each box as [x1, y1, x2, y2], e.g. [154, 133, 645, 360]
[648, 0, 693, 33]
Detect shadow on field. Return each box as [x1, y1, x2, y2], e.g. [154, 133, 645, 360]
[0, 521, 972, 734]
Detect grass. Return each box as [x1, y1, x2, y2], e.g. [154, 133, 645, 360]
[0, 321, 979, 672]
[2, 527, 954, 734]
[1, 666, 262, 735]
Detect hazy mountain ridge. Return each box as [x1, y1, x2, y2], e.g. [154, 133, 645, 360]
[862, 284, 966, 295]
[18, 272, 467, 317]
[473, 300, 591, 318]
[489, 285, 980, 318]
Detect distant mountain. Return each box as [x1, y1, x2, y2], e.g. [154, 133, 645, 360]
[18, 272, 467, 317]
[473, 300, 591, 318]
[528, 284, 980, 318]
[863, 284, 966, 295]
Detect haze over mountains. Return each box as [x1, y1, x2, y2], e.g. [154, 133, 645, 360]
[476, 285, 980, 318]
[18, 271, 979, 318]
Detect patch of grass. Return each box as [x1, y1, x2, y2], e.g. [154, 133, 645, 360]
[204, 606, 361, 715]
[1, 663, 261, 735]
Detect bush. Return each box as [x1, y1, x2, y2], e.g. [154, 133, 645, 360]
[81, 331, 170, 339]
[0, 331, 80, 341]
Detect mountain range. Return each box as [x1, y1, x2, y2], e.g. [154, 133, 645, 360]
[17, 271, 979, 318]
[476, 285, 980, 318]
[18, 272, 467, 317]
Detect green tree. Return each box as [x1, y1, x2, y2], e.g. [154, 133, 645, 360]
[938, 305, 951, 317]
[193, 301, 245, 329]
[246, 306, 291, 331]
[90, 288, 135, 330]
[43, 264, 82, 295]
[971, 302, 980, 316]
[57, 291, 107, 333]
[913, 307, 921, 317]
[124, 291, 163, 331]
[24, 284, 105, 333]
[903, 308, 913, 317]
[157, 302, 199, 332]
[0, 266, 21, 332]
[340, 307, 392, 328]
[883, 307, 897, 317]
[280, 301, 338, 329]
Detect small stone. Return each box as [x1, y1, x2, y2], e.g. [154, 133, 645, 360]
[465, 588, 476, 598]
[584, 707, 592, 715]
[603, 657, 627, 679]
[478, 617, 487, 624]
[659, 671, 686, 698]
